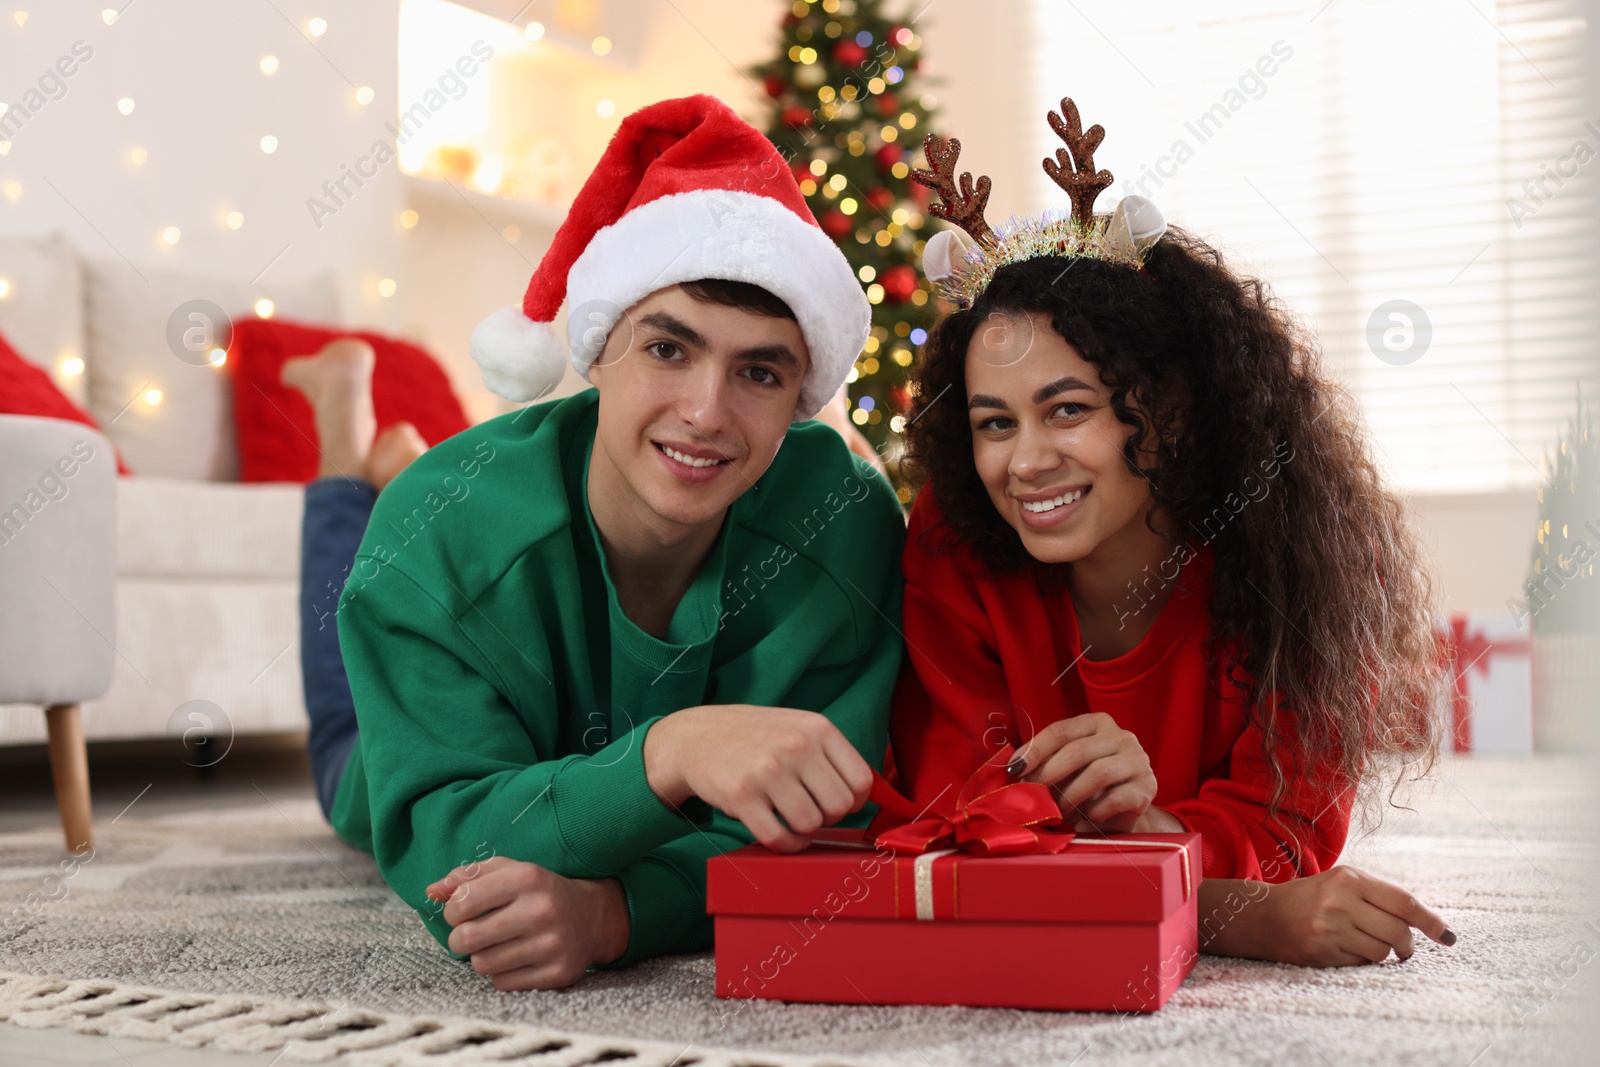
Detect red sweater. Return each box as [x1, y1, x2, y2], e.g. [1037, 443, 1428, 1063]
[889, 490, 1354, 884]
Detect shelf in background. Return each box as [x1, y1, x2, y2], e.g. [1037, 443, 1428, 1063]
[402, 174, 568, 234]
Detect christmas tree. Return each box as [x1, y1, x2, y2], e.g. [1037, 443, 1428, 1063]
[749, 0, 942, 501]
[1522, 387, 1600, 634]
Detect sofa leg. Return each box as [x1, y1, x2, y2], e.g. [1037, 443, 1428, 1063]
[44, 703, 93, 853]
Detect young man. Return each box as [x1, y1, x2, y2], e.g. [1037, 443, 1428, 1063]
[295, 95, 905, 991]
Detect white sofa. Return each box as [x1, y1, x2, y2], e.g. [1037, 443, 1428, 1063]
[0, 475, 310, 748]
[0, 233, 339, 752]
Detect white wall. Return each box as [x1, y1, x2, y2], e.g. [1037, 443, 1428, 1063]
[1408, 490, 1541, 614]
[0, 0, 404, 329]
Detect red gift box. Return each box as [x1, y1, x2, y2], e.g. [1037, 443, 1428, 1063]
[706, 754, 1201, 1014]
[1439, 612, 1533, 753]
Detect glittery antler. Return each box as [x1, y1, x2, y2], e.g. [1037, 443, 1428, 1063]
[1042, 98, 1114, 228]
[911, 133, 995, 246]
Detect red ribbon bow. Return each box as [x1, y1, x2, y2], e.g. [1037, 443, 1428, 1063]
[867, 745, 1074, 857]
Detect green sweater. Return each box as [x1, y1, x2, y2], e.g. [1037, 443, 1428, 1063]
[328, 387, 905, 965]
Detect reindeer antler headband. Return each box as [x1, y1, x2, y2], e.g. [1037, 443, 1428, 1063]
[911, 97, 1167, 308]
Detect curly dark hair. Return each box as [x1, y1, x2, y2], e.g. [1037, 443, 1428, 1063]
[901, 225, 1446, 838]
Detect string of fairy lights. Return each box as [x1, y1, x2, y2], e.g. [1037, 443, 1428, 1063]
[0, 8, 405, 412]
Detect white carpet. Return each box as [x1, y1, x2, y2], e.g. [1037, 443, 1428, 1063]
[0, 755, 1595, 1066]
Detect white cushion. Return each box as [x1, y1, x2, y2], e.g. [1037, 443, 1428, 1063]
[0, 233, 89, 405]
[83, 260, 340, 481]
[117, 477, 304, 580]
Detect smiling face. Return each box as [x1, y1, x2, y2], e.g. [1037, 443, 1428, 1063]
[964, 309, 1159, 567]
[586, 283, 811, 539]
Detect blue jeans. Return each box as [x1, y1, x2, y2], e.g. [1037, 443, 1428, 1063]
[300, 476, 378, 821]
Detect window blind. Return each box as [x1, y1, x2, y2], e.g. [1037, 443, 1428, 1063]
[1031, 0, 1596, 492]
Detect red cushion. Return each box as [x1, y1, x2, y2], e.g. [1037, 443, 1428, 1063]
[227, 319, 471, 484]
[0, 329, 133, 475]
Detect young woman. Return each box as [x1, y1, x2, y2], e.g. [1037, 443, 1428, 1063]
[890, 106, 1456, 968]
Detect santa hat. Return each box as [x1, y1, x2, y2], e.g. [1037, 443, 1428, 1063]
[469, 94, 870, 422]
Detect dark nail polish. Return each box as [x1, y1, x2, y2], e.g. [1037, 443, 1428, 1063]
[1440, 928, 1457, 946]
[1007, 756, 1026, 777]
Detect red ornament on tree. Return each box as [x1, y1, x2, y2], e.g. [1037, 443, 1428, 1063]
[874, 143, 903, 171]
[764, 75, 787, 98]
[890, 381, 912, 414]
[876, 92, 899, 115]
[833, 40, 869, 67]
[880, 264, 918, 303]
[865, 186, 895, 212]
[820, 210, 853, 239]
[781, 106, 814, 128]
[909, 175, 931, 210]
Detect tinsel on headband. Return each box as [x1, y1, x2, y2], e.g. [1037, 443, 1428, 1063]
[933, 206, 1155, 307]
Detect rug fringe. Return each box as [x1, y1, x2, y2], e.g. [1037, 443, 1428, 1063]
[0, 971, 845, 1066]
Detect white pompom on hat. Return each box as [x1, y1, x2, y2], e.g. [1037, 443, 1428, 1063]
[468, 94, 871, 422]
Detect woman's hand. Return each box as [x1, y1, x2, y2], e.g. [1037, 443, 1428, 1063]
[425, 857, 630, 991]
[1222, 866, 1456, 966]
[1012, 712, 1158, 833]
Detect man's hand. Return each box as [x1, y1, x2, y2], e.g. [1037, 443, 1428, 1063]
[1240, 865, 1456, 966]
[1012, 712, 1158, 833]
[424, 857, 630, 991]
[643, 704, 874, 853]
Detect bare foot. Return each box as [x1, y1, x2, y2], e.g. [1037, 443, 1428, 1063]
[365, 421, 429, 492]
[280, 338, 378, 480]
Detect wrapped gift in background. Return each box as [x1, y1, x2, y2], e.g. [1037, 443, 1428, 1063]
[1440, 611, 1533, 754]
[706, 751, 1201, 1014]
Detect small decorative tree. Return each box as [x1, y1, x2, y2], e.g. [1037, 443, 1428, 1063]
[1523, 388, 1600, 635]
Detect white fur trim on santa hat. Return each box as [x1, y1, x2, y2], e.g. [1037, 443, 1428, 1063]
[564, 189, 870, 422]
[468, 304, 567, 403]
